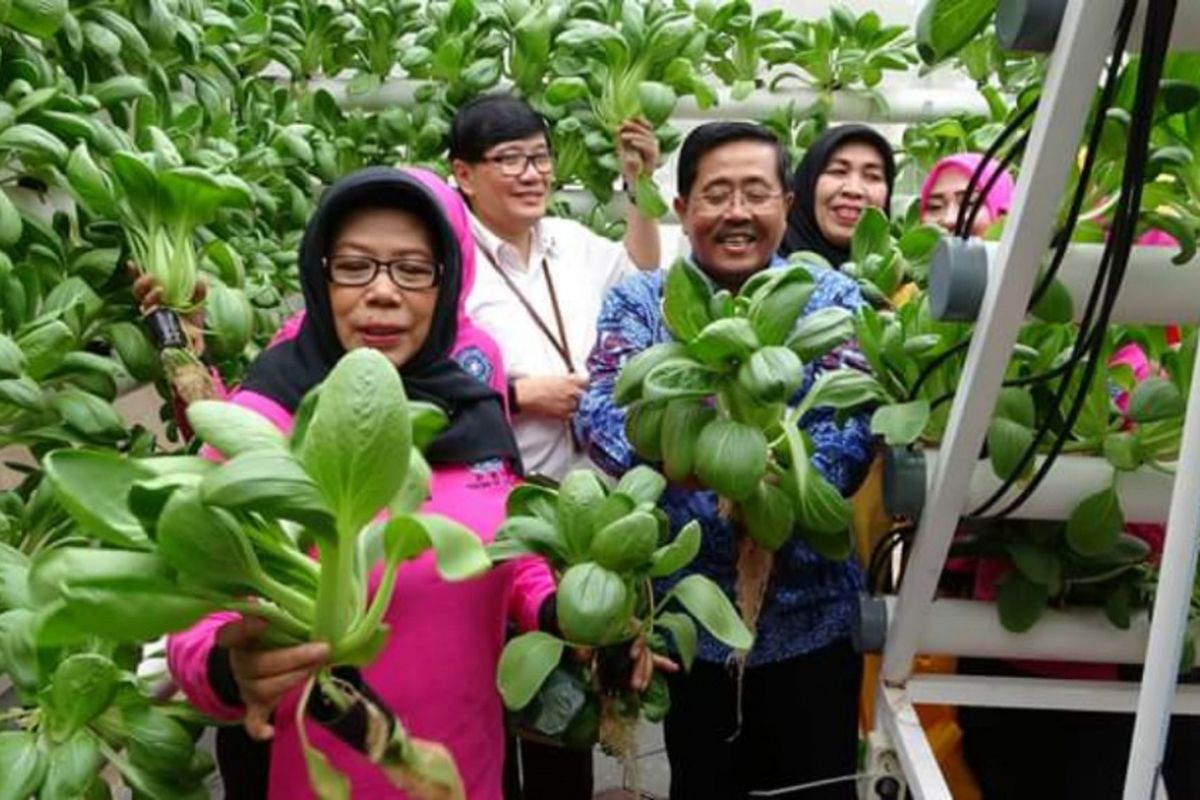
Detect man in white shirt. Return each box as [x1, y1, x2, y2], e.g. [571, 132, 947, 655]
[451, 93, 661, 481]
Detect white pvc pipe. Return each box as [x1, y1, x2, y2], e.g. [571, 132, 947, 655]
[1123, 334, 1200, 800]
[918, 450, 1175, 523]
[980, 242, 1200, 326]
[307, 74, 991, 123]
[882, 597, 1199, 665]
[908, 674, 1200, 715]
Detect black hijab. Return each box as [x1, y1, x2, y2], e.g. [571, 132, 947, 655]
[241, 167, 521, 468]
[780, 124, 896, 267]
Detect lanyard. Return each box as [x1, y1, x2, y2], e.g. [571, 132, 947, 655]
[479, 245, 576, 373]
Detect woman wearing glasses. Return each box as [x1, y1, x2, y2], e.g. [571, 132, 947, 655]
[166, 168, 571, 799]
[449, 93, 661, 488]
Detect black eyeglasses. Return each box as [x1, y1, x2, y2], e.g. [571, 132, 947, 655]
[481, 150, 554, 177]
[324, 255, 441, 290]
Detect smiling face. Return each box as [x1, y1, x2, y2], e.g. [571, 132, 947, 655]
[674, 139, 792, 291]
[327, 206, 440, 368]
[923, 168, 994, 236]
[813, 141, 890, 248]
[452, 133, 554, 234]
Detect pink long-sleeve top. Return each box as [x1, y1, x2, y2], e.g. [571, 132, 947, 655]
[166, 387, 555, 799]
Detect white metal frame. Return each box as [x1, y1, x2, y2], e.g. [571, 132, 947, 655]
[871, 1, 1200, 799]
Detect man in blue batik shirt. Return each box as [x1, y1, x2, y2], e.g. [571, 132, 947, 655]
[575, 122, 874, 800]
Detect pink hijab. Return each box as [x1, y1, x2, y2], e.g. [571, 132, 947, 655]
[919, 153, 1016, 223]
[267, 168, 508, 400]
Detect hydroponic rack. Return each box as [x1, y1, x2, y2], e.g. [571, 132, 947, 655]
[866, 1, 1200, 798]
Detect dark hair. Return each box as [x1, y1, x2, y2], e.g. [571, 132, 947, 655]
[677, 122, 790, 198]
[447, 93, 550, 162]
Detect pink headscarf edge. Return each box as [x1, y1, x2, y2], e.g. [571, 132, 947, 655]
[919, 153, 1017, 223]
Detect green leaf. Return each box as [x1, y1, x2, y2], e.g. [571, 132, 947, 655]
[1029, 278, 1074, 323]
[590, 511, 659, 571]
[654, 610, 698, 670]
[494, 515, 570, 563]
[44, 449, 153, 549]
[694, 418, 768, 501]
[738, 346, 804, 404]
[49, 389, 125, 440]
[302, 738, 351, 800]
[41, 729, 102, 798]
[615, 465, 666, 505]
[557, 470, 608, 560]
[299, 349, 412, 535]
[29, 549, 217, 645]
[156, 486, 270, 596]
[660, 399, 715, 483]
[996, 570, 1049, 632]
[636, 81, 676, 126]
[1103, 431, 1144, 471]
[47, 654, 119, 740]
[634, 174, 668, 219]
[0, 121, 66, 163]
[624, 399, 668, 461]
[986, 417, 1033, 481]
[662, 260, 714, 342]
[740, 480, 795, 550]
[0, 189, 23, 248]
[667, 574, 753, 651]
[747, 268, 815, 346]
[781, 425, 852, 547]
[1128, 377, 1184, 423]
[614, 342, 688, 406]
[187, 400, 287, 459]
[497, 631, 566, 710]
[89, 75, 151, 108]
[201, 449, 334, 533]
[850, 207, 891, 264]
[914, 0, 997, 65]
[556, 562, 631, 646]
[505, 484, 559, 526]
[644, 358, 723, 401]
[795, 369, 887, 419]
[871, 400, 930, 445]
[785, 306, 855, 361]
[16, 319, 73, 379]
[411, 513, 491, 580]
[1105, 580, 1133, 629]
[0, 334, 27, 378]
[1066, 488, 1124, 557]
[0, 731, 46, 800]
[687, 317, 761, 367]
[649, 520, 702, 577]
[6, 0, 67, 37]
[544, 76, 589, 106]
[1006, 541, 1061, 591]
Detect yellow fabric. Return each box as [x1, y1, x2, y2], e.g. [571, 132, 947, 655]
[853, 456, 980, 799]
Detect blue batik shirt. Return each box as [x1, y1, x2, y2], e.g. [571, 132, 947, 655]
[574, 259, 874, 667]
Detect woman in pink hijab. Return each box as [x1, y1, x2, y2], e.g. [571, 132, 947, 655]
[919, 153, 1016, 237]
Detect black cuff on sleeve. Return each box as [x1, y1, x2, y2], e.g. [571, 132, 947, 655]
[207, 645, 244, 708]
[537, 593, 559, 636]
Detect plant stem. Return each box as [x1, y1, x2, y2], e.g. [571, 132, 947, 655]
[226, 599, 310, 641]
[312, 537, 357, 648]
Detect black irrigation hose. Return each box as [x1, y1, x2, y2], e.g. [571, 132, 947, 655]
[955, 100, 1041, 239]
[909, 0, 1137, 407]
[868, 524, 916, 592]
[983, 0, 1175, 520]
[962, 130, 1031, 240]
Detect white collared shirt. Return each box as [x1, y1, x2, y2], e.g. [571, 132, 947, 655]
[466, 213, 637, 480]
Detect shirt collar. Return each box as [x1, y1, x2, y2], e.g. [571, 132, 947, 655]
[469, 212, 558, 270]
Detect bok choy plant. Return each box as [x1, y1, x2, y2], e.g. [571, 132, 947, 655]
[38, 348, 492, 799]
[493, 465, 751, 769]
[614, 260, 886, 633]
[64, 136, 254, 405]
